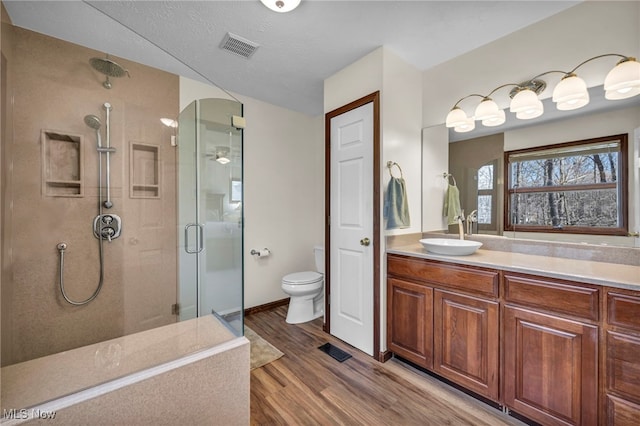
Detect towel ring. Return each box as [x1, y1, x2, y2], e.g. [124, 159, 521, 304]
[443, 172, 457, 187]
[387, 161, 403, 179]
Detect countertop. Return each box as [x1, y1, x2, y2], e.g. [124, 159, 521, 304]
[387, 243, 640, 291]
[1, 314, 239, 411]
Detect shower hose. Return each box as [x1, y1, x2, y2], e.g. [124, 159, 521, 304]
[57, 121, 107, 305]
[57, 235, 105, 306]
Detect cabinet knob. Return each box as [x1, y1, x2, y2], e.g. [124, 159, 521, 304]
[360, 237, 371, 246]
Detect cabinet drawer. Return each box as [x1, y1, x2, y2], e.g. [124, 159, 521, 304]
[504, 273, 599, 321]
[607, 331, 640, 403]
[387, 255, 498, 298]
[608, 291, 640, 332]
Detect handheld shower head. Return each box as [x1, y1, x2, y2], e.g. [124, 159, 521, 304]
[84, 114, 102, 147]
[84, 114, 101, 130]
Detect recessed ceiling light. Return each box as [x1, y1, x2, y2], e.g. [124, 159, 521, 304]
[260, 0, 301, 13]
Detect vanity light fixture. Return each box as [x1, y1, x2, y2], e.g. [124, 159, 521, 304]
[260, 0, 301, 13]
[445, 53, 640, 133]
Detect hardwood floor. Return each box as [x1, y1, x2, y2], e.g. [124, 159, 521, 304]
[245, 306, 525, 426]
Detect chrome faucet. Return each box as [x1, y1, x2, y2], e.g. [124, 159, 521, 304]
[466, 210, 478, 236]
[456, 210, 465, 240]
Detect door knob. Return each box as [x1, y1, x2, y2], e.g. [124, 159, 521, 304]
[360, 237, 370, 246]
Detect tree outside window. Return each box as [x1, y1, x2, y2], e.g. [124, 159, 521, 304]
[505, 134, 628, 236]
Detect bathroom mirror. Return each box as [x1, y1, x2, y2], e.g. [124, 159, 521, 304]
[443, 97, 640, 246]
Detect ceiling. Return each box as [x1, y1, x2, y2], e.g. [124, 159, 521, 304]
[3, 1, 581, 117]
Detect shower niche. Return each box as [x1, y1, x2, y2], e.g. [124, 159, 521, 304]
[130, 141, 160, 198]
[41, 130, 83, 197]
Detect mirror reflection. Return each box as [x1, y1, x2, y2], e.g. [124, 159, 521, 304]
[448, 133, 504, 236]
[446, 98, 639, 246]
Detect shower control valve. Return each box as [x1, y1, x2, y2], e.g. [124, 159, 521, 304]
[94, 214, 122, 241]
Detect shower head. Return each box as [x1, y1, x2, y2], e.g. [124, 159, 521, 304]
[84, 114, 101, 130]
[84, 114, 102, 148]
[89, 55, 130, 89]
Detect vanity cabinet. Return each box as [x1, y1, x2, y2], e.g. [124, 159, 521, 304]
[387, 254, 500, 400]
[386, 253, 634, 426]
[502, 273, 599, 426]
[605, 289, 640, 425]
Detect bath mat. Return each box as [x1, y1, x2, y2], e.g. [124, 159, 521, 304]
[244, 325, 284, 370]
[318, 342, 352, 362]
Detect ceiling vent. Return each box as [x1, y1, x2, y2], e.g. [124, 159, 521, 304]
[220, 32, 259, 59]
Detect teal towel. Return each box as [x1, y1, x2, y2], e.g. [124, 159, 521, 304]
[443, 184, 462, 225]
[385, 177, 410, 229]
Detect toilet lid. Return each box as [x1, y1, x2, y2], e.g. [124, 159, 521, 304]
[283, 271, 322, 285]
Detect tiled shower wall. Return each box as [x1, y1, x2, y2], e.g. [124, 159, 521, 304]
[1, 23, 179, 366]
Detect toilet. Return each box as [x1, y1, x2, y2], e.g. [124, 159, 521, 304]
[282, 246, 324, 324]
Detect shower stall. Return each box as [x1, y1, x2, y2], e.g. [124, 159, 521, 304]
[1, 20, 244, 411]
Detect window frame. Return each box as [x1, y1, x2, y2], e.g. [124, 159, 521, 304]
[503, 134, 628, 236]
[476, 160, 498, 232]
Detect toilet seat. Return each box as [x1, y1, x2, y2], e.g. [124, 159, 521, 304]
[282, 271, 322, 286]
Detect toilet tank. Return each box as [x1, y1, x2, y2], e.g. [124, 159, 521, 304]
[313, 246, 325, 274]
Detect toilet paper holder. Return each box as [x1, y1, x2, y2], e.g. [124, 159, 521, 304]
[250, 248, 271, 257]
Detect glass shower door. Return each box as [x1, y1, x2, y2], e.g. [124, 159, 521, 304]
[177, 98, 243, 336]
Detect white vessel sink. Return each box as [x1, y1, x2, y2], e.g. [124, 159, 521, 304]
[419, 238, 482, 256]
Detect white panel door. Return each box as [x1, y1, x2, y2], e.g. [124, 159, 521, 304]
[330, 102, 374, 356]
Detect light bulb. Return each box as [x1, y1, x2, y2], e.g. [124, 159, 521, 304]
[454, 117, 475, 133]
[445, 107, 468, 128]
[604, 58, 640, 100]
[260, 0, 301, 13]
[553, 74, 589, 110]
[482, 109, 506, 127]
[510, 89, 544, 119]
[474, 98, 501, 121]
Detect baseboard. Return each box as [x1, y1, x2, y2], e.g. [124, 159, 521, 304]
[378, 350, 392, 363]
[244, 298, 289, 316]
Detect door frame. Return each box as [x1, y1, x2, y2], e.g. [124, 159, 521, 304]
[324, 91, 381, 360]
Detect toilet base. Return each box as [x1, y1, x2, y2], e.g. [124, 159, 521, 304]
[286, 294, 324, 324]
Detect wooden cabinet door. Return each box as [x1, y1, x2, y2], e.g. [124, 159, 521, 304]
[504, 306, 598, 426]
[387, 277, 433, 368]
[433, 290, 499, 400]
[606, 395, 640, 426]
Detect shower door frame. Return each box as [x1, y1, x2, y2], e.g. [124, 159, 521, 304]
[177, 98, 244, 335]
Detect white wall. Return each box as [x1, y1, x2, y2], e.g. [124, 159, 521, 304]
[421, 124, 449, 232]
[324, 48, 383, 113]
[381, 49, 423, 237]
[180, 77, 324, 309]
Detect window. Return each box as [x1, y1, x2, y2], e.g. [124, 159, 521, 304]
[505, 134, 628, 236]
[476, 161, 497, 230]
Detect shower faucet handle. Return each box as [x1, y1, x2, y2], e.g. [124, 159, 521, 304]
[94, 214, 122, 241]
[102, 227, 115, 242]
